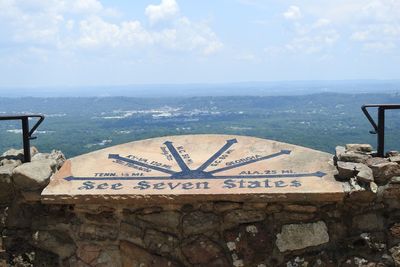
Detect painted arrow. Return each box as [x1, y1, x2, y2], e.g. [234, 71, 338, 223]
[196, 138, 238, 171]
[213, 171, 327, 179]
[64, 171, 326, 181]
[63, 171, 326, 181]
[164, 141, 191, 172]
[208, 149, 291, 174]
[108, 154, 176, 175]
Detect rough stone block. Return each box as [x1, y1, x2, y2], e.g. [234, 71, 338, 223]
[224, 209, 266, 226]
[31, 230, 76, 259]
[352, 213, 384, 232]
[283, 204, 317, 213]
[370, 162, 400, 184]
[336, 161, 362, 179]
[182, 235, 227, 265]
[0, 164, 16, 203]
[356, 166, 374, 183]
[389, 156, 400, 163]
[12, 160, 54, 191]
[137, 211, 181, 232]
[182, 211, 219, 236]
[338, 152, 371, 164]
[32, 150, 66, 170]
[224, 223, 272, 266]
[345, 144, 373, 153]
[275, 221, 329, 252]
[120, 240, 178, 267]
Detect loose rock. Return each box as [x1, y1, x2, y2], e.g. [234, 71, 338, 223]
[338, 152, 371, 163]
[370, 162, 400, 184]
[345, 144, 373, 153]
[12, 160, 54, 191]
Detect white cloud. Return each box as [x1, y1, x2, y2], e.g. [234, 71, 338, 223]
[283, 6, 302, 20]
[303, 0, 400, 52]
[76, 16, 222, 55]
[145, 0, 179, 24]
[285, 30, 340, 54]
[0, 0, 222, 56]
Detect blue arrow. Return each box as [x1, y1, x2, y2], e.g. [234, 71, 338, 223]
[109, 154, 177, 175]
[214, 171, 326, 179]
[196, 138, 237, 171]
[63, 171, 326, 181]
[163, 141, 191, 172]
[64, 175, 173, 181]
[208, 150, 291, 174]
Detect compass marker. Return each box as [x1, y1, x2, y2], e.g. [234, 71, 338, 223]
[109, 154, 176, 175]
[209, 149, 291, 174]
[196, 138, 237, 171]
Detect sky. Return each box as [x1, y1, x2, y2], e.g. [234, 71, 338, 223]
[0, 0, 399, 87]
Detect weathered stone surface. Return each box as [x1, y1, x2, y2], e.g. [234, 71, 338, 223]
[390, 245, 400, 267]
[12, 160, 54, 191]
[120, 240, 178, 267]
[275, 221, 329, 252]
[224, 209, 266, 226]
[92, 245, 121, 267]
[391, 177, 400, 184]
[274, 212, 315, 223]
[31, 230, 76, 259]
[335, 146, 346, 158]
[370, 182, 378, 193]
[0, 147, 38, 162]
[366, 157, 389, 167]
[370, 162, 400, 184]
[85, 211, 118, 224]
[119, 222, 144, 246]
[387, 151, 400, 157]
[352, 213, 384, 232]
[284, 204, 317, 213]
[338, 151, 371, 163]
[214, 202, 242, 212]
[42, 134, 344, 204]
[389, 156, 400, 163]
[224, 223, 271, 266]
[78, 224, 118, 241]
[0, 164, 16, 203]
[336, 161, 362, 179]
[182, 235, 226, 265]
[356, 166, 374, 183]
[143, 229, 178, 255]
[32, 150, 66, 170]
[137, 211, 181, 232]
[76, 243, 101, 265]
[182, 211, 219, 236]
[345, 144, 373, 153]
[390, 223, 400, 238]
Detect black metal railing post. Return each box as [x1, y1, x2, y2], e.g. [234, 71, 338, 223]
[377, 107, 385, 157]
[0, 115, 45, 162]
[362, 104, 400, 157]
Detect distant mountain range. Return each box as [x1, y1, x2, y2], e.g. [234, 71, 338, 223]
[1, 80, 399, 97]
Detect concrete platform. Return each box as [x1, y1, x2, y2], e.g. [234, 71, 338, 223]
[41, 134, 345, 204]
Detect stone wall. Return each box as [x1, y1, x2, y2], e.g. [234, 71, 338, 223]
[1, 145, 400, 266]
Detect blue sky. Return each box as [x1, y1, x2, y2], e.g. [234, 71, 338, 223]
[0, 0, 399, 87]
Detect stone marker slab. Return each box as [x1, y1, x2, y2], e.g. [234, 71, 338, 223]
[41, 134, 345, 204]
